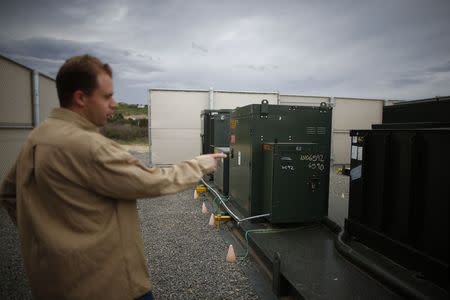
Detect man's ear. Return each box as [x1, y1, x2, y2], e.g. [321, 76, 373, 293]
[73, 90, 87, 108]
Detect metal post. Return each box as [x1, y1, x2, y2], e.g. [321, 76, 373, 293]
[32, 71, 40, 127]
[329, 96, 336, 165]
[209, 87, 214, 109]
[148, 89, 152, 166]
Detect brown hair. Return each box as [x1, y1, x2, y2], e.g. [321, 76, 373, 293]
[56, 54, 113, 108]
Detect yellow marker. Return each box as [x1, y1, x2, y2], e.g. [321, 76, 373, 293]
[214, 215, 232, 222]
[195, 185, 206, 194]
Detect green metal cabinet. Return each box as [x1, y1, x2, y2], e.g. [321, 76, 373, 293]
[214, 147, 230, 195]
[200, 109, 231, 154]
[263, 143, 329, 223]
[211, 112, 231, 148]
[228, 100, 332, 222]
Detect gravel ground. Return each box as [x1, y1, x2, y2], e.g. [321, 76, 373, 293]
[137, 190, 259, 299]
[0, 210, 32, 300]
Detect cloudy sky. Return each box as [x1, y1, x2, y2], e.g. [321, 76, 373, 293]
[1, 0, 449, 104]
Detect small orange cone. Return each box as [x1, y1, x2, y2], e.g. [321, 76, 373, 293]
[226, 244, 237, 263]
[208, 213, 215, 226]
[194, 190, 199, 199]
[202, 202, 208, 214]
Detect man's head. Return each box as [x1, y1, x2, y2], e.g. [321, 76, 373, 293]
[56, 54, 116, 126]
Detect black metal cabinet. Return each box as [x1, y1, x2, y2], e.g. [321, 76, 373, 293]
[346, 128, 450, 290]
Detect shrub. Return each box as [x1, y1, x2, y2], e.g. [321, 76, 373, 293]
[100, 123, 148, 142]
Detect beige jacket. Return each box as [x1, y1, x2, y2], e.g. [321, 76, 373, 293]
[0, 108, 212, 300]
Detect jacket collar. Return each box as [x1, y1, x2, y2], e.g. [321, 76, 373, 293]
[49, 108, 99, 132]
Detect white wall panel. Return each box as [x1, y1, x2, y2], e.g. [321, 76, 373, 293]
[0, 57, 33, 124]
[39, 75, 58, 122]
[279, 95, 330, 106]
[150, 90, 209, 129]
[214, 92, 277, 109]
[334, 97, 383, 130]
[151, 128, 200, 165]
[0, 129, 30, 182]
[333, 132, 352, 166]
[150, 90, 208, 164]
[332, 98, 384, 164]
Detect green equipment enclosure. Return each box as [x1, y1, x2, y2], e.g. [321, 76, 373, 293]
[263, 143, 330, 223]
[228, 100, 332, 222]
[214, 147, 230, 196]
[200, 109, 231, 154]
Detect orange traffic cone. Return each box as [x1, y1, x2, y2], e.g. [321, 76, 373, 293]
[226, 244, 237, 263]
[194, 189, 199, 199]
[208, 213, 215, 226]
[202, 202, 208, 214]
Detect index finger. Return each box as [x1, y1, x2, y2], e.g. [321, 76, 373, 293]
[210, 153, 227, 159]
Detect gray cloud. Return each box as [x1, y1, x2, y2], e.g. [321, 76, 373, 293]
[1, 0, 449, 103]
[427, 62, 450, 73]
[236, 64, 279, 72]
[191, 42, 208, 53]
[390, 78, 426, 87]
[0, 36, 163, 77]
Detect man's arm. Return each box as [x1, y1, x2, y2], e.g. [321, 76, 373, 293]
[0, 162, 18, 225]
[89, 143, 225, 200]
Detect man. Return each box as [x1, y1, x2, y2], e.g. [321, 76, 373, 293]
[0, 54, 225, 300]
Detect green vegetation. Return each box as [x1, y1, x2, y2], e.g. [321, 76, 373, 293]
[112, 136, 149, 145]
[100, 123, 148, 144]
[115, 102, 148, 116]
[100, 102, 149, 144]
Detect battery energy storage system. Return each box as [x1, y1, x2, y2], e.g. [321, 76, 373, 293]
[262, 143, 329, 223]
[214, 147, 230, 196]
[200, 109, 231, 154]
[228, 100, 332, 223]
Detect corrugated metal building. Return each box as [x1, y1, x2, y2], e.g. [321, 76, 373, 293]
[0, 54, 59, 182]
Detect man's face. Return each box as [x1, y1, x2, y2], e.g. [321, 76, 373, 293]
[83, 72, 116, 127]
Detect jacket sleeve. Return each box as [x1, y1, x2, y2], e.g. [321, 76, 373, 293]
[89, 143, 211, 200]
[0, 161, 17, 225]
